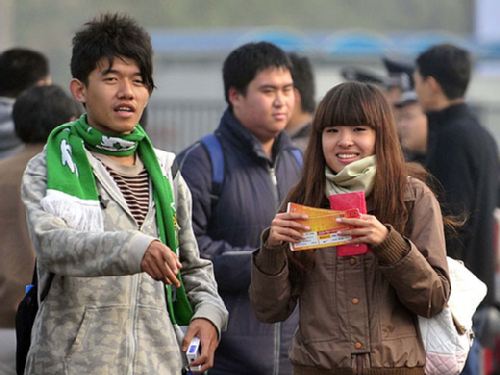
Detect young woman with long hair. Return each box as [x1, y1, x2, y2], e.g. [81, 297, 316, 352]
[250, 82, 450, 375]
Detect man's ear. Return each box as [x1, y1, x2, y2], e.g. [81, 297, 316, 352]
[69, 78, 86, 104]
[426, 76, 442, 95]
[228, 87, 241, 108]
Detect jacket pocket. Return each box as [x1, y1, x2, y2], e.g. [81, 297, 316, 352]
[299, 254, 339, 343]
[64, 305, 129, 375]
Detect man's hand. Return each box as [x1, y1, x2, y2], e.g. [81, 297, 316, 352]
[182, 318, 219, 373]
[141, 240, 182, 287]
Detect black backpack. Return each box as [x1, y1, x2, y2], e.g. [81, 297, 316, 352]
[15, 264, 53, 375]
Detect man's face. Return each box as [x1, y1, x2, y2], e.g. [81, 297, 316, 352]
[413, 69, 433, 111]
[70, 57, 150, 134]
[395, 101, 427, 153]
[230, 66, 294, 143]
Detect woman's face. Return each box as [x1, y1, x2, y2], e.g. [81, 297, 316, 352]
[322, 125, 376, 173]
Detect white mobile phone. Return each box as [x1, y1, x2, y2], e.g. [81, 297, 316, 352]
[185, 337, 201, 372]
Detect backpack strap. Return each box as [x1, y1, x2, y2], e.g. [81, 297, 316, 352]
[290, 148, 303, 168]
[30, 260, 54, 301]
[200, 134, 225, 199]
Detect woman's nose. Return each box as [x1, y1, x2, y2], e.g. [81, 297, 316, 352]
[338, 132, 353, 147]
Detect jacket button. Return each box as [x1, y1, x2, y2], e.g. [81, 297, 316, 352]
[354, 342, 363, 349]
[351, 298, 359, 305]
[350, 257, 357, 265]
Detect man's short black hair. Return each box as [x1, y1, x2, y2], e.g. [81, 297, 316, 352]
[13, 85, 82, 144]
[288, 52, 316, 114]
[222, 41, 292, 106]
[71, 13, 154, 93]
[416, 44, 471, 100]
[0, 48, 49, 98]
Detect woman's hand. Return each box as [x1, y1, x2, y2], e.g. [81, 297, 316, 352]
[267, 212, 310, 247]
[337, 214, 388, 246]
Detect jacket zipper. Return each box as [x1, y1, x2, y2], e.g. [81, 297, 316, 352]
[268, 163, 281, 375]
[268, 166, 279, 208]
[126, 274, 139, 374]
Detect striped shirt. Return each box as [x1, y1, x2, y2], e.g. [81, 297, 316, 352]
[93, 153, 150, 227]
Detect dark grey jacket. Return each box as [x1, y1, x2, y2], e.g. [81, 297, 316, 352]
[177, 109, 302, 375]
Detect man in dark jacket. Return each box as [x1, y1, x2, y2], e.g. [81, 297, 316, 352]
[415, 43, 500, 375]
[177, 42, 302, 375]
[414, 44, 498, 306]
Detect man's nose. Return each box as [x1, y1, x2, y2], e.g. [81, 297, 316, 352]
[118, 79, 134, 99]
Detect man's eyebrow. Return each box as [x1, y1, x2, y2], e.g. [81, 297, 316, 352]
[100, 68, 142, 77]
[100, 67, 118, 75]
[258, 82, 294, 89]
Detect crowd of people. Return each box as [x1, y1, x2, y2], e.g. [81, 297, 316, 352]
[0, 11, 499, 375]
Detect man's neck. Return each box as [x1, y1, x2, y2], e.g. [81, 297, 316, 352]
[101, 153, 136, 167]
[426, 97, 465, 112]
[260, 138, 275, 158]
[286, 112, 313, 135]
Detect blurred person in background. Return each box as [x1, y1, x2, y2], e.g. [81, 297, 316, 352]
[383, 57, 427, 164]
[0, 84, 80, 375]
[177, 41, 302, 375]
[285, 52, 316, 152]
[393, 91, 427, 165]
[382, 56, 415, 106]
[340, 64, 402, 106]
[414, 43, 499, 375]
[0, 48, 51, 159]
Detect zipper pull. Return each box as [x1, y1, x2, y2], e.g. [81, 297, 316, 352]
[269, 167, 277, 187]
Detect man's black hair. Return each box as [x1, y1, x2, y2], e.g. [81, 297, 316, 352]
[71, 13, 154, 92]
[416, 44, 471, 100]
[0, 48, 49, 98]
[222, 41, 292, 106]
[288, 52, 316, 114]
[13, 85, 82, 144]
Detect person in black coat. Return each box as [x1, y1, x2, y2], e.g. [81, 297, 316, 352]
[414, 44, 498, 306]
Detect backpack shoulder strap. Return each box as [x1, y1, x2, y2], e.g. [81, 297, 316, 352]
[290, 148, 303, 168]
[200, 134, 224, 198]
[30, 260, 54, 301]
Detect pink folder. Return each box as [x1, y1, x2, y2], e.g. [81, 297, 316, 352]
[328, 191, 369, 256]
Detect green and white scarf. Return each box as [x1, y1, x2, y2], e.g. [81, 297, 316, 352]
[325, 155, 377, 197]
[41, 114, 192, 325]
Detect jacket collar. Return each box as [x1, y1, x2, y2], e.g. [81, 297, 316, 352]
[216, 108, 295, 163]
[426, 102, 470, 129]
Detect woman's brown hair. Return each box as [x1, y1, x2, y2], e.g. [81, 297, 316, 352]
[287, 81, 409, 232]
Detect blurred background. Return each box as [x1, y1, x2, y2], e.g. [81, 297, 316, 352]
[1, 0, 500, 152]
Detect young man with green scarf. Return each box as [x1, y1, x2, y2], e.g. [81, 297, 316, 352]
[20, 13, 227, 375]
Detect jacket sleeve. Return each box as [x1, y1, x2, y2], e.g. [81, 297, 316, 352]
[249, 228, 298, 323]
[374, 179, 451, 318]
[174, 171, 228, 333]
[21, 152, 154, 277]
[177, 145, 255, 294]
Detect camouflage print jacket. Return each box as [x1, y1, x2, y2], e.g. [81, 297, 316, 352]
[21, 148, 228, 375]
